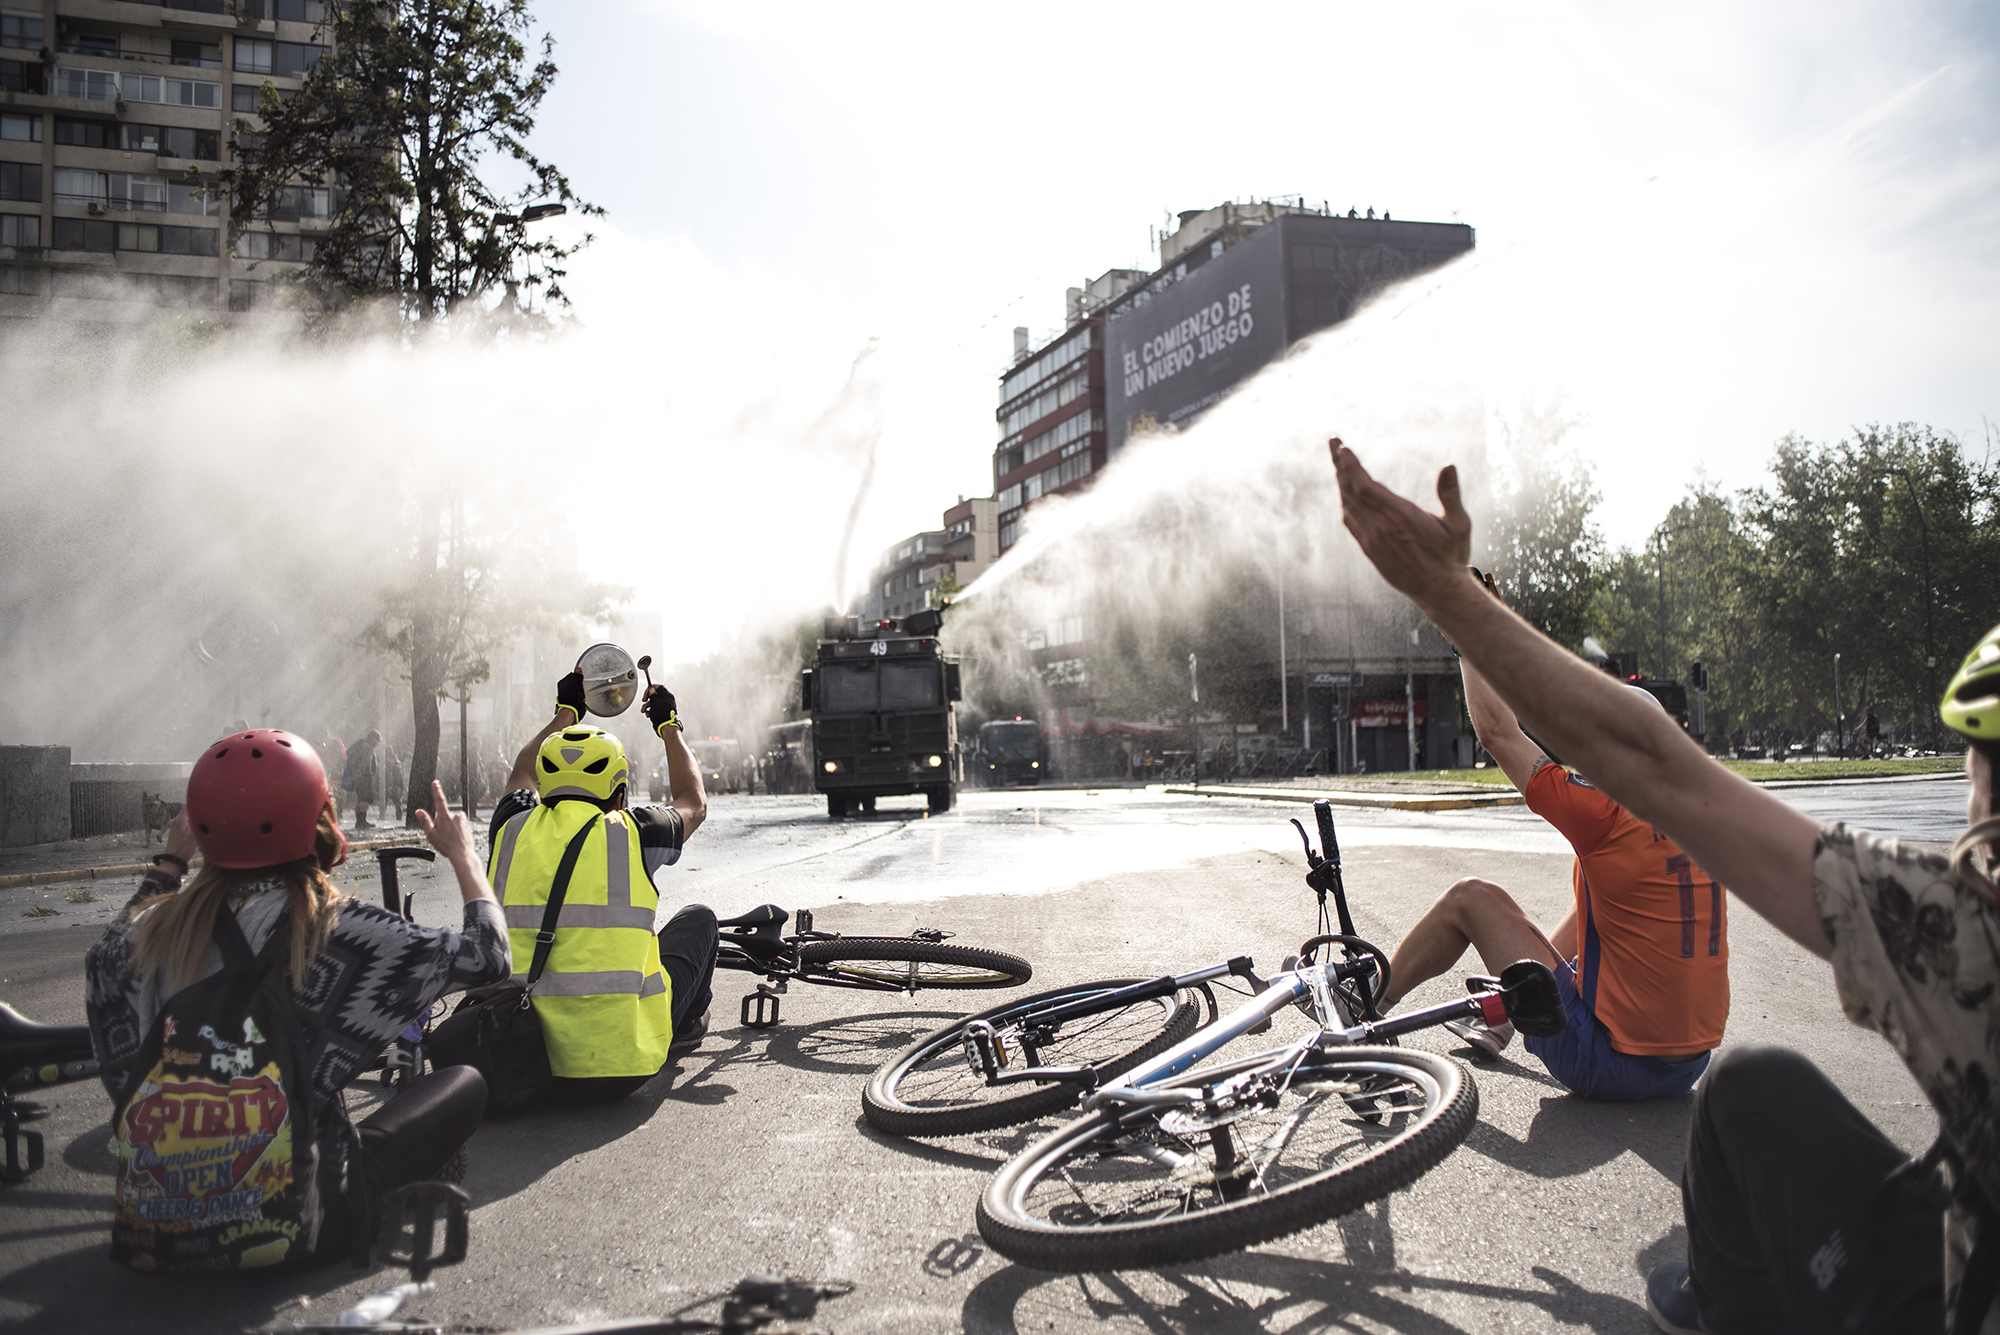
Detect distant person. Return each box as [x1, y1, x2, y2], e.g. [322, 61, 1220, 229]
[384, 745, 405, 825]
[1332, 440, 1998, 1335]
[1373, 569, 1729, 1101]
[347, 728, 380, 830]
[84, 733, 508, 1269]
[488, 671, 715, 1101]
[1865, 707, 1882, 758]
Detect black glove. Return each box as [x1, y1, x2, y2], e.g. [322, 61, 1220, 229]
[556, 671, 587, 721]
[643, 684, 682, 736]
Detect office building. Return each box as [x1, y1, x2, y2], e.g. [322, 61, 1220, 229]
[0, 0, 332, 321]
[857, 496, 1001, 624]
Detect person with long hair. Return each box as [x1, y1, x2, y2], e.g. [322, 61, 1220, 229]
[85, 729, 511, 1264]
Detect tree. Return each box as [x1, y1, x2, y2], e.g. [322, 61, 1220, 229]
[226, 0, 599, 328]
[363, 484, 622, 822]
[1479, 406, 1606, 648]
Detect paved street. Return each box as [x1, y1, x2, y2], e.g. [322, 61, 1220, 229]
[0, 778, 1964, 1333]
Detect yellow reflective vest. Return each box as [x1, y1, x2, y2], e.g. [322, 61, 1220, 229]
[488, 799, 673, 1078]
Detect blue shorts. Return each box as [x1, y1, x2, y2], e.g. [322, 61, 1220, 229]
[1521, 960, 1711, 1102]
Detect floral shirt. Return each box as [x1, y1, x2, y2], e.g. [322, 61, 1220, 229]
[1814, 825, 2000, 1333]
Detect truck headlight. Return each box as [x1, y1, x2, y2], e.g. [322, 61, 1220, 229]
[823, 760, 841, 773]
[1030, 761, 1040, 768]
[926, 754, 943, 768]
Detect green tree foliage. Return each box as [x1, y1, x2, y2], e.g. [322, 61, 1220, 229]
[1479, 406, 1606, 648]
[1588, 425, 2000, 749]
[227, 0, 599, 328]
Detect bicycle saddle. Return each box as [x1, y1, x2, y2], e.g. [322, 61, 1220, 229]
[0, 1002, 94, 1074]
[718, 905, 789, 937]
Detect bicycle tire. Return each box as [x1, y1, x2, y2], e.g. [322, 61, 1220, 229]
[795, 937, 1032, 991]
[977, 1046, 1475, 1273]
[862, 979, 1203, 1138]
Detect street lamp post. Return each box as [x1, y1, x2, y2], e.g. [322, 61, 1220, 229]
[1654, 520, 1694, 682]
[1871, 467, 1938, 752]
[468, 203, 569, 313]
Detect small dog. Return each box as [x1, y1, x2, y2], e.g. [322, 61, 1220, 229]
[141, 792, 183, 846]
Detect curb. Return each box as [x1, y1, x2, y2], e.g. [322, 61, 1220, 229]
[0, 834, 435, 893]
[1162, 784, 1525, 812]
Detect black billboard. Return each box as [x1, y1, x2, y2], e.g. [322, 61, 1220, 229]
[1103, 220, 1288, 454]
[1103, 213, 1474, 453]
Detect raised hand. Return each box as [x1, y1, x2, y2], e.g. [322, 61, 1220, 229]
[1329, 437, 1474, 608]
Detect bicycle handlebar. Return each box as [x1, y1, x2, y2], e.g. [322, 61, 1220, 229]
[375, 846, 436, 914]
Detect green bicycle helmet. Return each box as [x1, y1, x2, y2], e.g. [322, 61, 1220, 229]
[536, 724, 629, 805]
[1940, 623, 2000, 742]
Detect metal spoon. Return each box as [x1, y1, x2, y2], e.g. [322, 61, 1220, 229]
[637, 654, 654, 691]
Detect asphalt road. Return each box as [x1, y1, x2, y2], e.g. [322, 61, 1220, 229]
[0, 778, 1963, 1334]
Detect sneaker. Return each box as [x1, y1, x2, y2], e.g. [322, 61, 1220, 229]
[668, 1011, 709, 1058]
[1443, 1017, 1514, 1059]
[1645, 1261, 1709, 1334]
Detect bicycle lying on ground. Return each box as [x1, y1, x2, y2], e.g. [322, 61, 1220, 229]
[1, 1001, 97, 1184]
[716, 904, 1032, 1029]
[864, 800, 1565, 1273]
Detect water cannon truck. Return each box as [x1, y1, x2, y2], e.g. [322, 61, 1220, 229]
[801, 606, 962, 818]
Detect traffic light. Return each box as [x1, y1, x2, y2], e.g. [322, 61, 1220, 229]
[1691, 661, 1709, 691]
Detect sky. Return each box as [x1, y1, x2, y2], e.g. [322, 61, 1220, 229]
[499, 0, 1999, 653]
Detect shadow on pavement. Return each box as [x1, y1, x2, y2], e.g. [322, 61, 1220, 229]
[1459, 1090, 1693, 1184]
[961, 1246, 1649, 1333]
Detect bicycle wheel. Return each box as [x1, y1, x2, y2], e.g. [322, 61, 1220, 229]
[977, 1046, 1475, 1273]
[796, 937, 1032, 990]
[863, 979, 1205, 1138]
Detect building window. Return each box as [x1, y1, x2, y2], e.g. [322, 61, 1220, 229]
[51, 217, 114, 252]
[228, 278, 270, 311]
[256, 184, 329, 222]
[168, 181, 220, 217]
[114, 223, 215, 254]
[52, 67, 118, 101]
[1, 111, 39, 142]
[120, 124, 222, 162]
[0, 213, 38, 247]
[999, 325, 1096, 405]
[236, 229, 313, 261]
[232, 81, 301, 113]
[55, 26, 118, 58]
[54, 167, 105, 205]
[275, 0, 330, 21]
[1, 15, 45, 47]
[170, 39, 222, 69]
[0, 58, 43, 93]
[52, 266, 118, 298]
[0, 161, 39, 202]
[233, 38, 325, 79]
[108, 173, 169, 212]
[122, 73, 221, 108]
[54, 116, 115, 149]
[998, 517, 1018, 550]
[0, 262, 36, 294]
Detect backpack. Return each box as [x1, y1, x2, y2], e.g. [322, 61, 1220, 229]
[109, 906, 338, 1272]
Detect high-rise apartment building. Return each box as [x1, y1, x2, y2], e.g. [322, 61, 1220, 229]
[0, 0, 332, 321]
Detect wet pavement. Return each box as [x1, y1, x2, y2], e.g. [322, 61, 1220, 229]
[0, 778, 1963, 1333]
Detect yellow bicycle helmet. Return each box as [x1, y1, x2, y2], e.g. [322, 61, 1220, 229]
[536, 725, 629, 804]
[1940, 623, 2000, 742]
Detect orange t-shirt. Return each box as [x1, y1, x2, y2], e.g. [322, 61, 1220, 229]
[1524, 761, 1730, 1056]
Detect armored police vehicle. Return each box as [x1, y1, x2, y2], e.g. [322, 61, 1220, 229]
[975, 718, 1044, 786]
[801, 608, 962, 818]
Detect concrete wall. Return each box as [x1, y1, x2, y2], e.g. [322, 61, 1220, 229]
[69, 763, 194, 839]
[0, 746, 72, 847]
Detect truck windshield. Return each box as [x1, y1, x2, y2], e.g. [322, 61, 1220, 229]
[981, 724, 1039, 759]
[879, 660, 941, 709]
[820, 664, 877, 712]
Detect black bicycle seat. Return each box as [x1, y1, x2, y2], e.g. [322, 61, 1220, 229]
[719, 905, 789, 937]
[0, 1002, 94, 1073]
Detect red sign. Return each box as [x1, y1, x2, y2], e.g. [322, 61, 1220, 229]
[1354, 699, 1428, 728]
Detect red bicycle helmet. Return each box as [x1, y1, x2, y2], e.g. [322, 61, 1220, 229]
[186, 729, 343, 869]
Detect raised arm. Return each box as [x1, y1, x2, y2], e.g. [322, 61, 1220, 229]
[642, 684, 707, 838]
[1331, 439, 1828, 957]
[503, 672, 588, 795]
[1459, 653, 1548, 792]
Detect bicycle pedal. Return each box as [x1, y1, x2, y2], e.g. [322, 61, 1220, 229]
[741, 985, 783, 1029]
[3, 1124, 44, 1183]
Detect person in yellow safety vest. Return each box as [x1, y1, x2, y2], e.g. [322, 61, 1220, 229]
[487, 671, 714, 1102]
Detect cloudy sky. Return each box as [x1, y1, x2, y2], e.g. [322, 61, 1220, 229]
[505, 0, 1998, 645]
